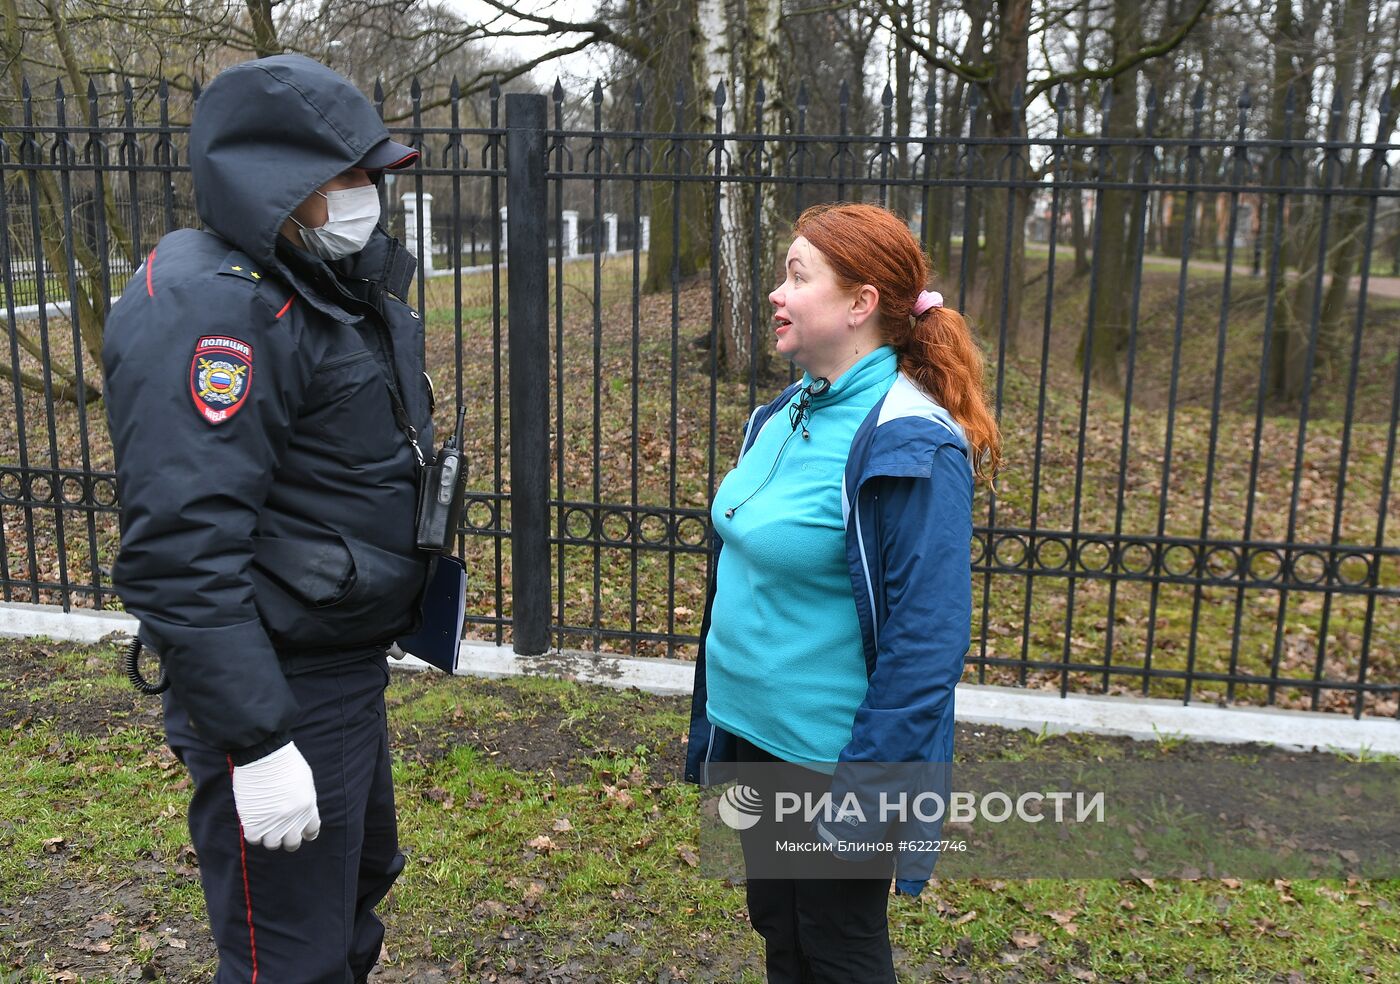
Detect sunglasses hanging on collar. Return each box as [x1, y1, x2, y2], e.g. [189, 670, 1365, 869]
[725, 376, 832, 520]
[788, 376, 831, 440]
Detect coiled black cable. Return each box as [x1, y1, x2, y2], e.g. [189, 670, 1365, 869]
[122, 636, 169, 695]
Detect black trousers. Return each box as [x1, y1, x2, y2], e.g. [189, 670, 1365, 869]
[735, 737, 897, 984]
[163, 656, 404, 984]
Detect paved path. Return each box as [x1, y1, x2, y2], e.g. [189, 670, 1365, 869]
[1141, 255, 1400, 300]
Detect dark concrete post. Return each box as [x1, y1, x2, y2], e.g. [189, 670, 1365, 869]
[505, 93, 550, 655]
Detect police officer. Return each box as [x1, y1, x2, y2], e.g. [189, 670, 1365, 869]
[102, 54, 436, 982]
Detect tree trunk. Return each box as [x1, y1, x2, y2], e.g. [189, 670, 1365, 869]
[923, 1, 985, 278]
[1077, 0, 1141, 392]
[700, 0, 782, 380]
[1161, 192, 1187, 256]
[643, 0, 707, 295]
[1269, 0, 1327, 402]
[1069, 8, 1091, 276]
[1069, 182, 1089, 275]
[1315, 0, 1382, 372]
[246, 0, 281, 57]
[890, 0, 914, 220]
[0, 0, 107, 401]
[42, 0, 135, 264]
[976, 0, 1029, 353]
[1199, 181, 1220, 261]
[962, 97, 984, 298]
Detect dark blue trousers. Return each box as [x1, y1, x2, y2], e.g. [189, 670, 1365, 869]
[163, 656, 404, 984]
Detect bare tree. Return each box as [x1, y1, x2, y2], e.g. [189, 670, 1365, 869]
[877, 0, 1210, 374]
[699, 0, 782, 378]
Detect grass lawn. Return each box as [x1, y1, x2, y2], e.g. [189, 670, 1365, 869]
[2, 639, 1398, 983]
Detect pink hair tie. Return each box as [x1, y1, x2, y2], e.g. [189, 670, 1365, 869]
[912, 290, 943, 316]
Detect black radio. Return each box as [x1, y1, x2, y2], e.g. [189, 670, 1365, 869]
[415, 404, 468, 554]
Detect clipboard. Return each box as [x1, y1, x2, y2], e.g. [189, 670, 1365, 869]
[395, 555, 466, 673]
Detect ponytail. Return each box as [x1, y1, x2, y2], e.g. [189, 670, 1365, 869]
[901, 306, 1002, 487]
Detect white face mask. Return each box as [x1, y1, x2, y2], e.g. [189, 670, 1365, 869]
[292, 184, 380, 260]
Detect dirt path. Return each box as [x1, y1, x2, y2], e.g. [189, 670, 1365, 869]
[1142, 255, 1400, 300]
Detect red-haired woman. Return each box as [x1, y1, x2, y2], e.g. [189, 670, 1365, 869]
[685, 202, 1001, 982]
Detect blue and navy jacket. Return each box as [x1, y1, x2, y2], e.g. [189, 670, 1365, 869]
[685, 370, 974, 892]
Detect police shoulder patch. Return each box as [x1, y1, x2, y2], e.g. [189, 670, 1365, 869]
[189, 335, 253, 425]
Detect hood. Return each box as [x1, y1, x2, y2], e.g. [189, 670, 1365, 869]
[190, 54, 392, 271]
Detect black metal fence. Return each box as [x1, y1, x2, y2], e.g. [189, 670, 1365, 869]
[1, 75, 1397, 720]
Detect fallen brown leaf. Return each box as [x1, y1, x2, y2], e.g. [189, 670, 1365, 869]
[1011, 929, 1042, 949]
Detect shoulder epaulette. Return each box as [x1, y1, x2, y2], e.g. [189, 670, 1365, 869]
[216, 250, 267, 285]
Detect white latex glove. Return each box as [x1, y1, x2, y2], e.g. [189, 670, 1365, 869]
[231, 741, 321, 851]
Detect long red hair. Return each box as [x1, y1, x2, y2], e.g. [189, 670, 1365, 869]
[794, 202, 1002, 485]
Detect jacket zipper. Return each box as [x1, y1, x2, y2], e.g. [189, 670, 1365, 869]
[852, 482, 880, 652]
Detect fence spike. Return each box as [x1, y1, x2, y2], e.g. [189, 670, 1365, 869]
[925, 82, 935, 112]
[1191, 83, 1205, 112]
[410, 76, 421, 101]
[21, 76, 31, 100]
[87, 77, 101, 137]
[674, 79, 685, 106]
[54, 80, 67, 139]
[374, 77, 383, 105]
[450, 76, 460, 100]
[755, 79, 766, 108]
[634, 78, 644, 108]
[1380, 87, 1392, 120]
[882, 82, 894, 108]
[797, 80, 808, 109]
[714, 79, 726, 108]
[1237, 84, 1251, 110]
[489, 77, 501, 99]
[1055, 85, 1068, 111]
[839, 78, 850, 108]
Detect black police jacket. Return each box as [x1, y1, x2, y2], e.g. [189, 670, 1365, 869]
[102, 55, 435, 762]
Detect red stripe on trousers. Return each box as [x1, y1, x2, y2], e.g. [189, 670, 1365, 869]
[226, 755, 259, 983]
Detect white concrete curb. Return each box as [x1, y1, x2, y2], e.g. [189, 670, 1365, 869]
[3, 601, 1395, 756]
[6, 300, 72, 322]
